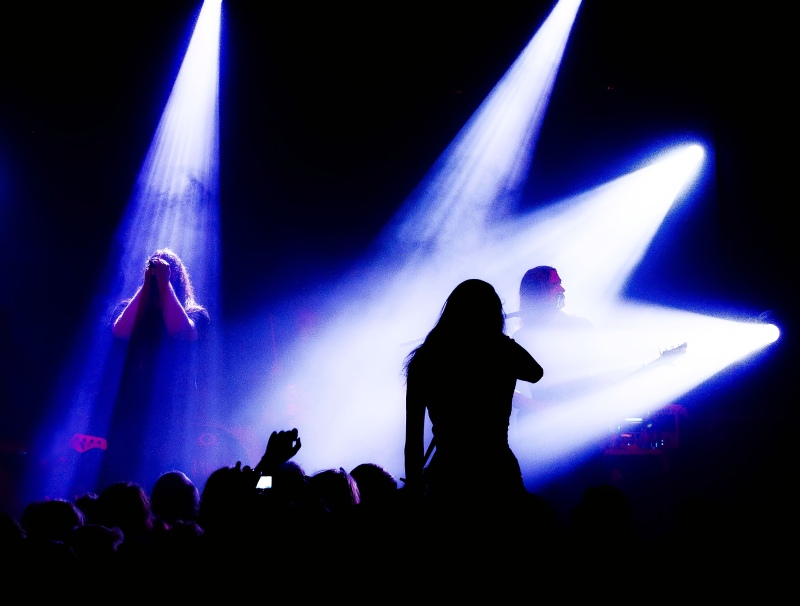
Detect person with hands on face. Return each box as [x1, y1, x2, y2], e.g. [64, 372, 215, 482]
[98, 248, 210, 492]
[112, 249, 206, 341]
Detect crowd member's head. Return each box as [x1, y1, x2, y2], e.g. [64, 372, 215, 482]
[95, 481, 154, 541]
[150, 471, 200, 527]
[21, 499, 85, 543]
[308, 468, 360, 513]
[349, 463, 398, 508]
[198, 463, 260, 538]
[74, 492, 101, 524]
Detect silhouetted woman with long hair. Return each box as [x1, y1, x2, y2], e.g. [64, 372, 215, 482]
[403, 279, 543, 509]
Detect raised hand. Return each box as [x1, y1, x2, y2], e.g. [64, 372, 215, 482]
[255, 428, 301, 475]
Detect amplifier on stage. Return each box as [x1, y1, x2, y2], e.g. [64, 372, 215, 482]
[605, 404, 686, 454]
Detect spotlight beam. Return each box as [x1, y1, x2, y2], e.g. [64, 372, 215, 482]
[377, 0, 584, 261]
[235, 0, 778, 490]
[32, 0, 223, 502]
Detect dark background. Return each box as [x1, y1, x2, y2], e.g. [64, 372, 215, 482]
[1, 1, 795, 524]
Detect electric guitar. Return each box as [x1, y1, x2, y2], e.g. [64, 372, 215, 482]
[629, 342, 687, 374]
[513, 342, 688, 410]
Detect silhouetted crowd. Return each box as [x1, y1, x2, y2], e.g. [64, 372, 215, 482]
[1, 427, 767, 598]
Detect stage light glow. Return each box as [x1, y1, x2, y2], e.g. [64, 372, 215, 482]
[232, 129, 768, 491]
[510, 306, 782, 488]
[231, 0, 592, 477]
[446, 141, 709, 322]
[120, 0, 222, 299]
[31, 0, 223, 502]
[215, 0, 778, 500]
[378, 0, 584, 261]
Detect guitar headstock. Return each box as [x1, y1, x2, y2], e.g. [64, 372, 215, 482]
[659, 342, 687, 358]
[69, 434, 108, 453]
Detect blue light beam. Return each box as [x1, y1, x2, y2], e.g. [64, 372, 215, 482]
[31, 0, 223, 502]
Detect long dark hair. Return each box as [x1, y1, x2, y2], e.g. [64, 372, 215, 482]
[404, 279, 506, 378]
